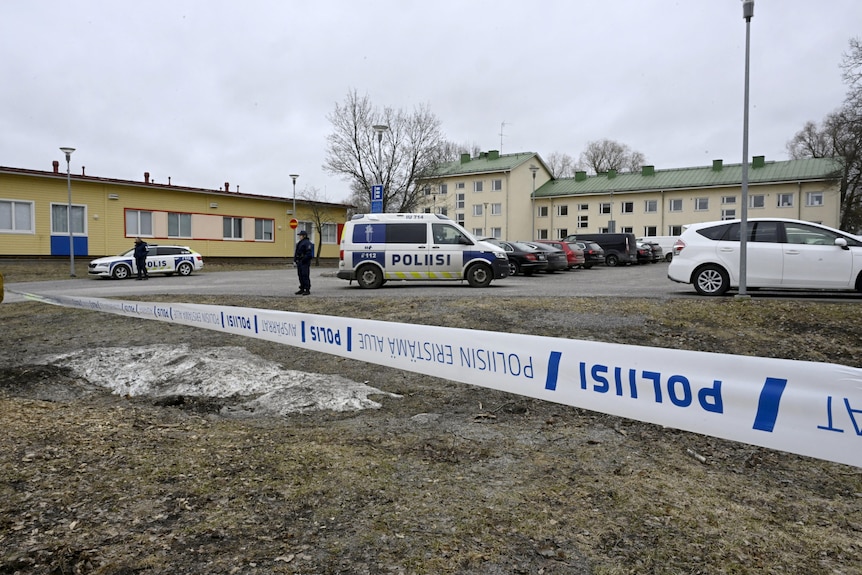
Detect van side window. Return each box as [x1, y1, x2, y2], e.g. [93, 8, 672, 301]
[386, 223, 427, 243]
[432, 223, 468, 245]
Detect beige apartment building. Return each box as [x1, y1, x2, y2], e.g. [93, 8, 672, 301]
[421, 152, 842, 240]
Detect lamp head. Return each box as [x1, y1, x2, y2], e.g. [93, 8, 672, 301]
[742, 0, 754, 20]
[59, 147, 75, 160]
[289, 174, 299, 184]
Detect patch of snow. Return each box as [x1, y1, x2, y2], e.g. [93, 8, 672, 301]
[41, 344, 400, 414]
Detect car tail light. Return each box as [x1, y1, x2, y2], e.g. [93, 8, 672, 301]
[339, 249, 345, 261]
[525, 253, 537, 261]
[672, 239, 686, 255]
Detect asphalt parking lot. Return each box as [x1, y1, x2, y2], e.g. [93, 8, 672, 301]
[4, 261, 861, 303]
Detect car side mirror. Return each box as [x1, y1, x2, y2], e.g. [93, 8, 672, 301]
[835, 237, 849, 250]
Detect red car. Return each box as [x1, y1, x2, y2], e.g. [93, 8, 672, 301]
[534, 240, 585, 270]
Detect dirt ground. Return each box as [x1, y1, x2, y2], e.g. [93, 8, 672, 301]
[1, 262, 862, 574]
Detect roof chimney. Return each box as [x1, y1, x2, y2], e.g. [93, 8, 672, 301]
[225, 182, 230, 192]
[712, 159, 723, 171]
[460, 153, 471, 164]
[81, 166, 86, 176]
[641, 165, 655, 176]
[144, 172, 150, 183]
[574, 171, 587, 182]
[52, 160, 60, 173]
[752, 155, 765, 169]
[487, 150, 500, 160]
[607, 169, 617, 179]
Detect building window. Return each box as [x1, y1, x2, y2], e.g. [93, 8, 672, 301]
[537, 229, 549, 239]
[644, 200, 657, 213]
[537, 205, 549, 217]
[806, 192, 824, 206]
[777, 193, 794, 208]
[644, 226, 657, 236]
[556, 204, 568, 216]
[490, 227, 502, 238]
[599, 227, 610, 233]
[578, 203, 589, 211]
[490, 203, 502, 216]
[669, 225, 683, 236]
[695, 197, 709, 211]
[599, 203, 611, 214]
[223, 216, 243, 239]
[456, 182, 465, 190]
[438, 206, 448, 216]
[669, 199, 683, 212]
[456, 213, 465, 226]
[254, 218, 274, 241]
[0, 200, 34, 233]
[556, 228, 569, 238]
[722, 195, 736, 204]
[749, 195, 765, 209]
[321, 223, 338, 244]
[621, 201, 634, 214]
[472, 228, 483, 236]
[51, 203, 86, 235]
[473, 181, 483, 192]
[168, 212, 192, 238]
[439, 183, 448, 195]
[577, 215, 588, 228]
[721, 209, 736, 220]
[422, 185, 432, 195]
[125, 209, 153, 236]
[472, 204, 483, 217]
[491, 179, 502, 191]
[622, 226, 633, 233]
[456, 193, 465, 209]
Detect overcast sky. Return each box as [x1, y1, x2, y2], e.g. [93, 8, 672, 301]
[2, 1, 860, 204]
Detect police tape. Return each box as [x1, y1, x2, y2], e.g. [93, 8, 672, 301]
[17, 291, 862, 468]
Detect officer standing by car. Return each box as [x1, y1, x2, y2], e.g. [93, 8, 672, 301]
[133, 237, 149, 280]
[294, 230, 313, 295]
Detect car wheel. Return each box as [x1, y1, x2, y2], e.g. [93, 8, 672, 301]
[111, 264, 131, 280]
[177, 262, 193, 276]
[693, 265, 730, 296]
[508, 261, 520, 276]
[465, 263, 493, 288]
[356, 264, 384, 289]
[665, 253, 673, 262]
[605, 254, 619, 267]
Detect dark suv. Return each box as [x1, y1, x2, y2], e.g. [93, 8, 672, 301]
[573, 241, 605, 269]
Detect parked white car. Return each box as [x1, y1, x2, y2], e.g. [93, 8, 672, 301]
[88, 245, 204, 279]
[668, 218, 862, 295]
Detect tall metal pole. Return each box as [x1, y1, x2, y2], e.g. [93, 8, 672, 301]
[372, 124, 389, 211]
[738, 0, 754, 297]
[289, 173, 299, 257]
[60, 147, 76, 277]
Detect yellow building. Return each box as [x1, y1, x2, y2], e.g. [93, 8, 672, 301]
[0, 163, 350, 260]
[421, 152, 842, 240]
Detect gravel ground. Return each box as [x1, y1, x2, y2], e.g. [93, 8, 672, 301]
[1, 262, 862, 575]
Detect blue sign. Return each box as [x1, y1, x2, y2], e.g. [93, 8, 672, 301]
[371, 184, 383, 213]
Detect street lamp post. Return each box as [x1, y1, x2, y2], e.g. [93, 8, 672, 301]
[289, 174, 299, 258]
[60, 147, 76, 277]
[738, 0, 754, 298]
[483, 202, 489, 236]
[529, 164, 539, 240]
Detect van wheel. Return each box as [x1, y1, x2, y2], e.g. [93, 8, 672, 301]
[605, 254, 619, 267]
[356, 265, 384, 289]
[693, 265, 729, 296]
[466, 264, 493, 288]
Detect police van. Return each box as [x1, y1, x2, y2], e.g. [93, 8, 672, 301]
[337, 213, 510, 288]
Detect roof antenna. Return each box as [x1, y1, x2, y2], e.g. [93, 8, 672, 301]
[499, 121, 508, 153]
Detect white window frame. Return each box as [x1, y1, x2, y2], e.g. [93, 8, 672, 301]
[255, 218, 274, 241]
[490, 203, 502, 216]
[749, 195, 765, 209]
[126, 209, 153, 237]
[51, 203, 87, 236]
[556, 204, 569, 217]
[537, 205, 549, 218]
[694, 197, 709, 211]
[599, 203, 611, 214]
[577, 215, 588, 228]
[473, 181, 483, 192]
[490, 227, 502, 238]
[491, 179, 502, 191]
[578, 203, 589, 211]
[456, 193, 465, 210]
[223, 216, 243, 240]
[168, 212, 193, 238]
[806, 192, 824, 206]
[621, 201, 634, 214]
[721, 209, 737, 220]
[669, 199, 683, 212]
[722, 195, 737, 205]
[777, 193, 794, 208]
[644, 199, 657, 213]
[320, 222, 338, 244]
[472, 204, 483, 217]
[0, 199, 34, 233]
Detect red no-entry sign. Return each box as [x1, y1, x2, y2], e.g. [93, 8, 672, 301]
[289, 218, 298, 229]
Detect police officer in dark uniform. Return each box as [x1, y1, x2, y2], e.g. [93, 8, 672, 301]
[133, 237, 149, 280]
[294, 230, 313, 295]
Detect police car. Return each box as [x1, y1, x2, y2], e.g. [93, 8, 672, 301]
[337, 213, 509, 288]
[88, 244, 204, 279]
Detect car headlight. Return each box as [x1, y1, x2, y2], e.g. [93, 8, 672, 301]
[494, 252, 507, 259]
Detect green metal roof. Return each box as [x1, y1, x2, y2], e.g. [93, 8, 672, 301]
[432, 151, 540, 177]
[533, 157, 842, 198]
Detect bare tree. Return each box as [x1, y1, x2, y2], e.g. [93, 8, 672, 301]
[323, 90, 448, 214]
[298, 185, 340, 264]
[579, 139, 646, 175]
[545, 151, 581, 178]
[787, 38, 862, 231]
